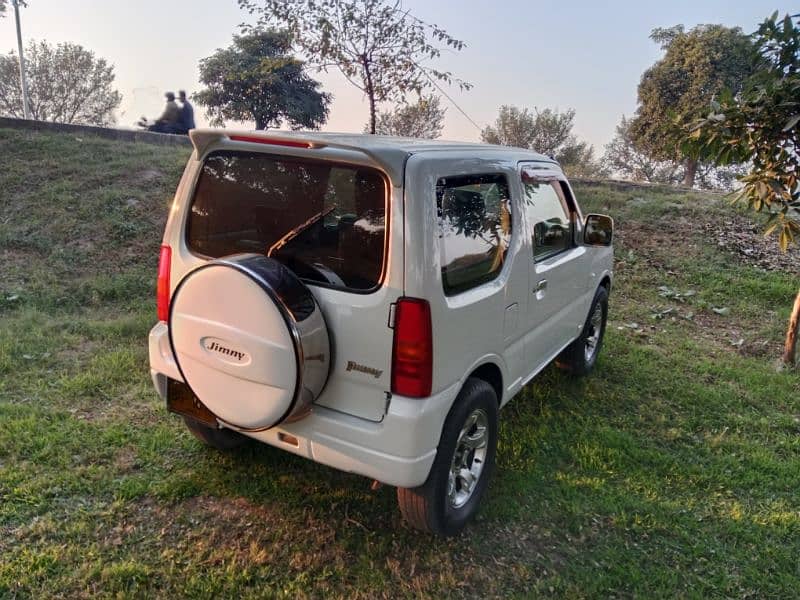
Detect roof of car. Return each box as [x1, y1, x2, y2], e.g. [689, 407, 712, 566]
[189, 129, 558, 187]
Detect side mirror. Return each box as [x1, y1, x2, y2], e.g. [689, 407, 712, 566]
[584, 214, 614, 246]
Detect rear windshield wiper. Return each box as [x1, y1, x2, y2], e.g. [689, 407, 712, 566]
[267, 205, 337, 257]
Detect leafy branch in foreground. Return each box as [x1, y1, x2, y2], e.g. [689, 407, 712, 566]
[685, 12, 799, 250]
[685, 12, 800, 365]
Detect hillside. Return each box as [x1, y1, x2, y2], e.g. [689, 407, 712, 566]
[1, 127, 799, 598]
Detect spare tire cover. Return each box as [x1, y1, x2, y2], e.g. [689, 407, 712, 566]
[169, 254, 330, 430]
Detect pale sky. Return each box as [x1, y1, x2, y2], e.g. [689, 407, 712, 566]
[0, 1, 794, 151]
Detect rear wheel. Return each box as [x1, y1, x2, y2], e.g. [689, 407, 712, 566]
[183, 417, 249, 451]
[397, 378, 498, 536]
[557, 286, 608, 376]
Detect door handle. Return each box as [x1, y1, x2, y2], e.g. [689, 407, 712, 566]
[534, 279, 548, 293]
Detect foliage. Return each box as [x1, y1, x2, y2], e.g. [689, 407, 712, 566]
[685, 13, 800, 251]
[193, 29, 330, 130]
[238, 0, 470, 133]
[0, 0, 23, 18]
[557, 140, 607, 179]
[0, 40, 121, 125]
[481, 105, 606, 178]
[366, 94, 445, 138]
[604, 116, 681, 183]
[0, 0, 25, 17]
[605, 115, 746, 190]
[629, 24, 756, 186]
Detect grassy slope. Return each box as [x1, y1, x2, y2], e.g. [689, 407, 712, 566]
[1, 127, 798, 598]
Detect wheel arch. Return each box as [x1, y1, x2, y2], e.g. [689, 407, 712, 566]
[598, 270, 613, 294]
[467, 362, 503, 405]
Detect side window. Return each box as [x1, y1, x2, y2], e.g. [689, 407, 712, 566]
[522, 179, 572, 261]
[436, 174, 512, 296]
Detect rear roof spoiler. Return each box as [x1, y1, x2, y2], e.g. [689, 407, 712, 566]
[189, 129, 406, 187]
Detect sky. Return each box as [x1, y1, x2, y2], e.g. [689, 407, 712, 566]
[0, 1, 795, 151]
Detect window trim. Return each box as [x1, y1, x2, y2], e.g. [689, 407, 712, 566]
[184, 149, 391, 295]
[436, 172, 514, 297]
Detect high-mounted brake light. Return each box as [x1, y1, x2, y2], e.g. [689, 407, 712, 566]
[229, 135, 315, 149]
[391, 298, 433, 398]
[157, 245, 171, 322]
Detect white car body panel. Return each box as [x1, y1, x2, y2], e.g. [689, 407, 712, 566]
[148, 129, 614, 487]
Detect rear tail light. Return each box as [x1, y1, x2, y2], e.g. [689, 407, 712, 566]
[391, 298, 433, 398]
[157, 245, 172, 322]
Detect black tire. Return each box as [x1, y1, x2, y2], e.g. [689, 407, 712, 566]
[557, 285, 609, 376]
[183, 417, 249, 451]
[397, 378, 498, 536]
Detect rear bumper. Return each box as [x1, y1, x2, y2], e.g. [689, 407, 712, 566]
[149, 322, 454, 488]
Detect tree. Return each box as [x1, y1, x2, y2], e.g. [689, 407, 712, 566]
[481, 105, 605, 178]
[604, 116, 681, 183]
[629, 24, 756, 187]
[0, 40, 121, 125]
[238, 0, 470, 133]
[0, 0, 24, 16]
[366, 95, 445, 138]
[556, 140, 608, 179]
[194, 29, 331, 130]
[602, 115, 745, 189]
[685, 13, 800, 366]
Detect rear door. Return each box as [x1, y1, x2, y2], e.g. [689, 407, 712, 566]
[520, 165, 589, 374]
[183, 149, 401, 422]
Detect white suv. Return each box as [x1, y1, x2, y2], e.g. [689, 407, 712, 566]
[149, 130, 614, 535]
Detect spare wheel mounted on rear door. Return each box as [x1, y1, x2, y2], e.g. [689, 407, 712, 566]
[168, 253, 331, 431]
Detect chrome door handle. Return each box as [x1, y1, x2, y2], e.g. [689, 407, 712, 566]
[534, 279, 548, 293]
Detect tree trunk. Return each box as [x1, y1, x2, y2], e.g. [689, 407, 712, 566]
[368, 93, 377, 134]
[682, 158, 697, 188]
[782, 288, 800, 366]
[362, 57, 377, 134]
[255, 116, 266, 130]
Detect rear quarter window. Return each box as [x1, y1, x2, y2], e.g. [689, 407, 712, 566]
[186, 151, 387, 292]
[436, 173, 512, 296]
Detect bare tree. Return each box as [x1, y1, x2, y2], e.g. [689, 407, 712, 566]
[0, 40, 122, 125]
[238, 0, 470, 133]
[367, 95, 445, 138]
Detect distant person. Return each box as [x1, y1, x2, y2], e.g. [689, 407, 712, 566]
[146, 92, 181, 134]
[176, 90, 195, 135]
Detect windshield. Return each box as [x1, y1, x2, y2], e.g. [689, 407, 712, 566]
[186, 150, 387, 291]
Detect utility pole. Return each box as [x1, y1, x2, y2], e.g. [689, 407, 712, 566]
[12, 0, 32, 119]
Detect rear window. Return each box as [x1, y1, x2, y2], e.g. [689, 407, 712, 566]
[187, 151, 387, 292]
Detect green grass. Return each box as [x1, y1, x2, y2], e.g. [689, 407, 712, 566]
[1, 127, 799, 598]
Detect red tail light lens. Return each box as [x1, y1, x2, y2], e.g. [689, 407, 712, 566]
[229, 135, 314, 148]
[391, 298, 433, 398]
[157, 245, 172, 322]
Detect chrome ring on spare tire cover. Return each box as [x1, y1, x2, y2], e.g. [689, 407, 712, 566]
[168, 253, 331, 431]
